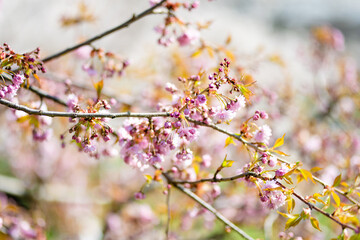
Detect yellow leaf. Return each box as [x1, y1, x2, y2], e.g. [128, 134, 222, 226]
[331, 192, 341, 207]
[287, 198, 295, 213]
[272, 149, 290, 156]
[225, 35, 232, 45]
[273, 134, 285, 149]
[224, 136, 236, 148]
[206, 46, 214, 58]
[16, 115, 31, 123]
[93, 79, 104, 97]
[269, 54, 285, 67]
[285, 215, 302, 230]
[311, 167, 322, 173]
[299, 169, 315, 183]
[191, 48, 203, 58]
[310, 217, 321, 231]
[144, 174, 152, 184]
[33, 73, 41, 84]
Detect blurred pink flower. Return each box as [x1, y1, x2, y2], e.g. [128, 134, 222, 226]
[177, 28, 200, 46]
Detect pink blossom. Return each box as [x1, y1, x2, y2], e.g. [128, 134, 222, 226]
[67, 94, 79, 111]
[212, 107, 236, 122]
[165, 82, 178, 94]
[74, 45, 92, 59]
[228, 95, 246, 112]
[201, 154, 212, 168]
[331, 28, 345, 51]
[177, 28, 200, 46]
[83, 143, 96, 153]
[261, 180, 286, 209]
[253, 125, 272, 145]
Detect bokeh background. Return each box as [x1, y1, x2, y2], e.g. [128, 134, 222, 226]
[0, 1, 359, 239]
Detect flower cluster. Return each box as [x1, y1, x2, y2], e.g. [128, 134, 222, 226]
[0, 74, 24, 99]
[0, 43, 45, 80]
[260, 180, 286, 209]
[0, 193, 45, 239]
[158, 59, 248, 126]
[152, 1, 201, 46]
[118, 117, 198, 171]
[82, 47, 129, 78]
[63, 99, 113, 157]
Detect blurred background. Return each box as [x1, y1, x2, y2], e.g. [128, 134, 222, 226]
[0, 1, 359, 239]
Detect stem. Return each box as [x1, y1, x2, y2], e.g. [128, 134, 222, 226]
[186, 117, 360, 208]
[42, 0, 168, 63]
[162, 172, 254, 240]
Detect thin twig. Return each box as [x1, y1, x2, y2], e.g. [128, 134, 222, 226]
[162, 172, 254, 240]
[42, 0, 168, 63]
[186, 117, 360, 208]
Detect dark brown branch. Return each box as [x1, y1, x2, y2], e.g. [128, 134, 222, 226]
[172, 172, 265, 185]
[28, 85, 68, 107]
[42, 0, 168, 63]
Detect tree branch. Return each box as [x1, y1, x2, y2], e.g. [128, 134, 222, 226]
[27, 85, 68, 107]
[162, 172, 254, 240]
[186, 118, 360, 208]
[170, 170, 358, 232]
[276, 181, 358, 232]
[42, 0, 168, 63]
[0, 98, 169, 119]
[171, 172, 265, 185]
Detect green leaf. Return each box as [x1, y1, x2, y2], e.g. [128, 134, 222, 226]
[333, 174, 342, 187]
[310, 217, 322, 231]
[273, 134, 285, 149]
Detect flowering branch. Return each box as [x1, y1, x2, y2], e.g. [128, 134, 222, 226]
[2, 92, 359, 209]
[170, 169, 358, 232]
[42, 0, 168, 63]
[276, 181, 359, 232]
[186, 117, 360, 208]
